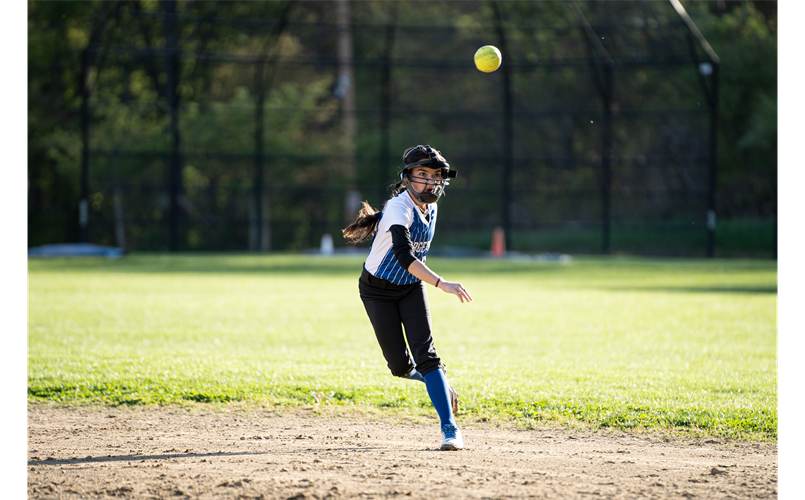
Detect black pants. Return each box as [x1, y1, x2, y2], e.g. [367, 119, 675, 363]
[359, 266, 443, 378]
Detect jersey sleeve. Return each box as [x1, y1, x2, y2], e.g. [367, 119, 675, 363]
[390, 224, 417, 270]
[378, 195, 414, 233]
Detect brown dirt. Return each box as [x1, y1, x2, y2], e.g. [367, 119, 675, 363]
[28, 404, 777, 499]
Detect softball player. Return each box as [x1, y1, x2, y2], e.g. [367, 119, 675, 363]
[342, 145, 472, 450]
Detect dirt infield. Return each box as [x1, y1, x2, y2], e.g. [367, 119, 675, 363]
[28, 405, 777, 499]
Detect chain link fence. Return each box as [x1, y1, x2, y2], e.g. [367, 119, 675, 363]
[76, 1, 775, 257]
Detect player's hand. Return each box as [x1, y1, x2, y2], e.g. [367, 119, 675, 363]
[438, 280, 473, 303]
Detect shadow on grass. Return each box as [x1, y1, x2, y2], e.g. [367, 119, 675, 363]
[27, 253, 576, 276]
[28, 254, 367, 276]
[27, 254, 778, 284]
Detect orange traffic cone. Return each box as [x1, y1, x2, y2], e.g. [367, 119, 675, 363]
[491, 226, 506, 258]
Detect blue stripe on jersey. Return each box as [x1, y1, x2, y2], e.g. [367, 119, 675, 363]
[373, 204, 436, 285]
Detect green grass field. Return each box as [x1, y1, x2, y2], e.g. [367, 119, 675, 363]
[28, 254, 777, 440]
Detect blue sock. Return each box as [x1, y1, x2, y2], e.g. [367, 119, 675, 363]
[424, 369, 455, 427]
[407, 370, 425, 383]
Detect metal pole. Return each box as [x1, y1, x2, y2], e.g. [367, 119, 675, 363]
[254, 62, 266, 251]
[569, 0, 614, 255]
[76, 1, 123, 243]
[492, 1, 513, 252]
[771, 180, 779, 260]
[601, 62, 613, 255]
[568, 1, 616, 254]
[79, 48, 90, 242]
[164, 0, 181, 252]
[336, 0, 357, 146]
[501, 67, 513, 253]
[336, 0, 362, 226]
[668, 0, 720, 258]
[253, 1, 294, 251]
[707, 63, 719, 258]
[378, 6, 397, 205]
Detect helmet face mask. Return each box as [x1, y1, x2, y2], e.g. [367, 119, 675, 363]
[404, 172, 449, 204]
[399, 146, 457, 204]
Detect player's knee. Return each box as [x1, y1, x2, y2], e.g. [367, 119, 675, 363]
[388, 361, 416, 378]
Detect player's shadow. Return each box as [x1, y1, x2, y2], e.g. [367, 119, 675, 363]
[29, 445, 448, 467]
[28, 451, 262, 466]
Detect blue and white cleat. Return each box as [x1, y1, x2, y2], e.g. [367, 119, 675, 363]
[440, 423, 464, 450]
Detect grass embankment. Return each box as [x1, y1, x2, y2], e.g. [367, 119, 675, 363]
[28, 254, 777, 440]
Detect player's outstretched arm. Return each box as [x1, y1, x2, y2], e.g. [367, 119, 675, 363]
[407, 259, 473, 303]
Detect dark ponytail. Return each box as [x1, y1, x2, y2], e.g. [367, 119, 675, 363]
[342, 201, 382, 244]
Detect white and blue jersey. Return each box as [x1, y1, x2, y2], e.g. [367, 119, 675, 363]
[365, 191, 438, 285]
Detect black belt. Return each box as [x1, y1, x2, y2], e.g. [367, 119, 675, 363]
[361, 266, 406, 290]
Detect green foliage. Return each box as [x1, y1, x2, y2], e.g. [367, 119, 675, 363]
[29, 254, 777, 440]
[28, 1, 106, 244]
[28, 1, 776, 251]
[688, 2, 777, 218]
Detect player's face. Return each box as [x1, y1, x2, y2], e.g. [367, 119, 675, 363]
[408, 167, 445, 195]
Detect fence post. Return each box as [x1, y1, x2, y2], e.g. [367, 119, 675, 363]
[79, 48, 90, 243]
[707, 62, 719, 258]
[669, 0, 721, 258]
[164, 0, 182, 252]
[336, 0, 362, 224]
[378, 6, 397, 205]
[601, 61, 614, 255]
[500, 50, 514, 254]
[569, 0, 618, 255]
[336, 0, 357, 146]
[492, 1, 513, 252]
[771, 180, 779, 260]
[254, 62, 266, 251]
[77, 1, 123, 244]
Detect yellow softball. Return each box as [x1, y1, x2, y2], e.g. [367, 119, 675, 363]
[474, 45, 502, 73]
